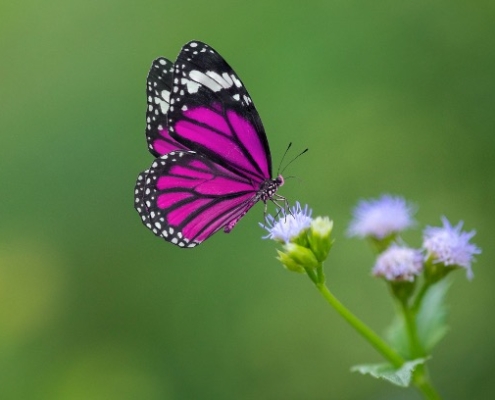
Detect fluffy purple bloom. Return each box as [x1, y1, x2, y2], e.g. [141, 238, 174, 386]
[423, 217, 481, 280]
[348, 195, 416, 239]
[373, 245, 423, 282]
[261, 202, 312, 243]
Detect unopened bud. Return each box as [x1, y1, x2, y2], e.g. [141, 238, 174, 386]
[308, 216, 333, 262]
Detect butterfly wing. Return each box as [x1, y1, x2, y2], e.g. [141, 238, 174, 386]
[168, 41, 272, 183]
[134, 151, 259, 248]
[145, 57, 188, 157]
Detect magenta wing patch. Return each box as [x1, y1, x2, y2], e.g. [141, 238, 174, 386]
[135, 151, 258, 247]
[134, 41, 284, 248]
[174, 105, 269, 181]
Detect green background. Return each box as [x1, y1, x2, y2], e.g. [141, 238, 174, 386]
[1, 1, 493, 399]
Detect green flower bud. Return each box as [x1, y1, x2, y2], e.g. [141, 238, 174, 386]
[308, 216, 333, 262]
[389, 280, 417, 304]
[423, 256, 454, 284]
[276, 249, 305, 273]
[282, 243, 320, 270]
[291, 227, 311, 247]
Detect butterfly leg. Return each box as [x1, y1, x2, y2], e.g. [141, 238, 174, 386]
[263, 199, 283, 223]
[270, 194, 291, 221]
[272, 194, 290, 213]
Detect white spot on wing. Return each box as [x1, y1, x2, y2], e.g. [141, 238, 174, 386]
[181, 77, 200, 94]
[155, 89, 170, 114]
[205, 71, 234, 90]
[189, 70, 223, 92]
[232, 75, 242, 88]
[161, 90, 170, 101]
[222, 72, 233, 86]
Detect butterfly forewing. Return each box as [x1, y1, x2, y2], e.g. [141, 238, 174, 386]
[145, 57, 187, 157]
[167, 41, 272, 182]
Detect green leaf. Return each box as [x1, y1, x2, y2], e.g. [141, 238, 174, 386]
[385, 314, 410, 358]
[351, 359, 426, 387]
[416, 279, 451, 351]
[386, 278, 451, 358]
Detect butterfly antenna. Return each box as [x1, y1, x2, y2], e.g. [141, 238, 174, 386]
[280, 148, 308, 176]
[284, 175, 307, 182]
[276, 142, 293, 176]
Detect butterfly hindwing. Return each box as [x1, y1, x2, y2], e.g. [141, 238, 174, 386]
[145, 57, 187, 157]
[134, 151, 260, 247]
[167, 41, 272, 183]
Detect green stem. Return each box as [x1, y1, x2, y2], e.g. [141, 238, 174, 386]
[401, 293, 442, 400]
[304, 267, 318, 284]
[400, 301, 424, 358]
[314, 282, 404, 368]
[412, 282, 432, 312]
[313, 279, 442, 399]
[412, 365, 442, 400]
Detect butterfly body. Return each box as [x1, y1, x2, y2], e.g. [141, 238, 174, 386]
[135, 41, 283, 248]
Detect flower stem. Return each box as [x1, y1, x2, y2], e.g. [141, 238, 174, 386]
[401, 296, 442, 400]
[412, 282, 432, 312]
[412, 365, 442, 400]
[400, 301, 424, 358]
[314, 281, 404, 368]
[314, 280, 442, 399]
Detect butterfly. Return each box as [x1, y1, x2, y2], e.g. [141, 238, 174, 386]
[134, 41, 285, 248]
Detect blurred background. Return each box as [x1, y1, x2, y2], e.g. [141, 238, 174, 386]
[1, 1, 494, 399]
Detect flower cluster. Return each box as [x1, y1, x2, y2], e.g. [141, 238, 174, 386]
[423, 217, 481, 280]
[348, 195, 416, 240]
[347, 195, 481, 283]
[373, 245, 423, 282]
[261, 202, 313, 243]
[262, 195, 480, 286]
[261, 202, 333, 274]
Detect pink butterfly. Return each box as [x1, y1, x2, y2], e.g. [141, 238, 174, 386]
[134, 41, 284, 248]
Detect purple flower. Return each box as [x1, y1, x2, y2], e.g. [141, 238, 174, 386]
[373, 245, 423, 282]
[261, 202, 312, 243]
[348, 195, 416, 239]
[423, 217, 481, 280]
